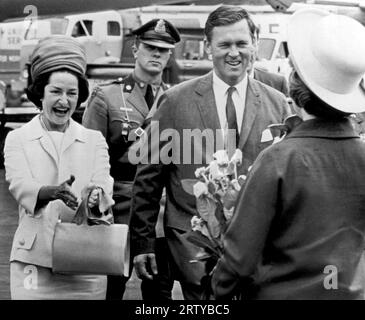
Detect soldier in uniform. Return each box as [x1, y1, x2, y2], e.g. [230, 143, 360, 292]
[82, 18, 181, 300]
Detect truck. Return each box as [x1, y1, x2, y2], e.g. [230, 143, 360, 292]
[2, 1, 365, 167]
[5, 4, 294, 109]
[0, 18, 33, 167]
[0, 18, 31, 110]
[138, 5, 293, 80]
[52, 4, 294, 111]
[2, 6, 209, 124]
[0, 9, 142, 167]
[0, 6, 204, 166]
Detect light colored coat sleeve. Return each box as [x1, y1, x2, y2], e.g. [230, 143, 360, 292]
[88, 130, 114, 198]
[4, 129, 43, 215]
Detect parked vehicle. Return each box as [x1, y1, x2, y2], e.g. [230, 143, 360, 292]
[2, 1, 365, 168]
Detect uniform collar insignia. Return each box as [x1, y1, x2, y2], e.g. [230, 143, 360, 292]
[122, 73, 136, 92]
[155, 19, 166, 34]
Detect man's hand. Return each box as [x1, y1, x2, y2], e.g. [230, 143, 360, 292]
[133, 253, 158, 280]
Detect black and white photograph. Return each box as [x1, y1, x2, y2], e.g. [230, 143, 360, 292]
[1, 0, 365, 311]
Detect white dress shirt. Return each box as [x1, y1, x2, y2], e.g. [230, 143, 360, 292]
[212, 71, 248, 135]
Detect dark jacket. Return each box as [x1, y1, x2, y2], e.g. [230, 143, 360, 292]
[130, 72, 291, 255]
[254, 68, 289, 97]
[212, 118, 365, 300]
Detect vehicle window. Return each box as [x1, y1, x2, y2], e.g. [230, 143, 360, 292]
[257, 38, 276, 60]
[25, 18, 68, 40]
[71, 21, 87, 37]
[277, 41, 289, 59]
[107, 21, 120, 36]
[83, 20, 93, 35]
[184, 40, 200, 60]
[175, 36, 206, 61]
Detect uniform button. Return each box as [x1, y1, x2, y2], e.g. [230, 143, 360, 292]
[126, 85, 132, 91]
[19, 239, 25, 246]
[139, 82, 145, 88]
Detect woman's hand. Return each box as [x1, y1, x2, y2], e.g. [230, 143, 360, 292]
[37, 175, 78, 210]
[88, 188, 100, 208]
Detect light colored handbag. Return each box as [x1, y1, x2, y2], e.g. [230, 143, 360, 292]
[52, 193, 130, 276]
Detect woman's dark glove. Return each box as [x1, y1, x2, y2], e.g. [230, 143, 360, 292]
[37, 175, 79, 210]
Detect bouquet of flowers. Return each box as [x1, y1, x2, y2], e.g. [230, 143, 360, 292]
[181, 149, 247, 298]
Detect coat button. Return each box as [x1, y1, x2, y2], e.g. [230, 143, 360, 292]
[19, 239, 25, 246]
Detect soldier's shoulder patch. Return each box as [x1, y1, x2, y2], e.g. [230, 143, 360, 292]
[88, 85, 104, 100]
[90, 81, 118, 98]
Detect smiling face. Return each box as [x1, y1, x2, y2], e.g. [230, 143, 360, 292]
[41, 71, 79, 131]
[205, 19, 255, 86]
[133, 42, 171, 77]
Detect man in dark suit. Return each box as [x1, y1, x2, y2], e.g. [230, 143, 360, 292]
[129, 5, 291, 299]
[249, 24, 289, 96]
[253, 67, 289, 96]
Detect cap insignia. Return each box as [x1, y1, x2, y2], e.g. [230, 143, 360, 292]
[155, 20, 166, 34]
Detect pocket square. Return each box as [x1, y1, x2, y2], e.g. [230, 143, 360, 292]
[261, 128, 273, 142]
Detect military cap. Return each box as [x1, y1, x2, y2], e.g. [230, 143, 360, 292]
[131, 19, 180, 49]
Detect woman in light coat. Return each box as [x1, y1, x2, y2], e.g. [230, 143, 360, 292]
[4, 35, 114, 299]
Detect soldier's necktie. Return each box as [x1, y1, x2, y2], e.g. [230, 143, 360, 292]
[226, 86, 239, 149]
[145, 84, 154, 110]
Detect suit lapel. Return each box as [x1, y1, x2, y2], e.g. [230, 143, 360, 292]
[238, 78, 260, 149]
[61, 119, 85, 155]
[27, 116, 85, 165]
[39, 135, 58, 165]
[27, 116, 58, 164]
[193, 73, 223, 158]
[195, 72, 221, 132]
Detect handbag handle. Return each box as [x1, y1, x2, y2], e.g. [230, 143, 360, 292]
[72, 188, 113, 226]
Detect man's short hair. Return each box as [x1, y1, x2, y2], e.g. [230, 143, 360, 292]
[204, 5, 257, 43]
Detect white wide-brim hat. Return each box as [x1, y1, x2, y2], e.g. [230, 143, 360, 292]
[287, 8, 365, 113]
